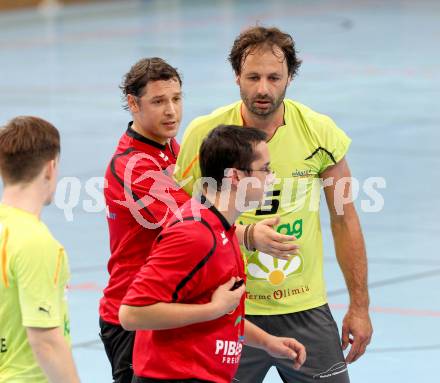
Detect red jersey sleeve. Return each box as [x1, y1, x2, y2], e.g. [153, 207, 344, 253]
[122, 220, 214, 307]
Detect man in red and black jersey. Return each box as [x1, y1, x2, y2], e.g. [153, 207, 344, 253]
[119, 125, 306, 383]
[100, 58, 302, 383]
[99, 58, 190, 383]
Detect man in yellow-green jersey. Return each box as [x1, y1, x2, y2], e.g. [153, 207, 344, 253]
[0, 116, 79, 382]
[175, 26, 372, 383]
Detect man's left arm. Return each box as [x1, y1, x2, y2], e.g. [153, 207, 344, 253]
[244, 319, 306, 371]
[321, 157, 373, 363]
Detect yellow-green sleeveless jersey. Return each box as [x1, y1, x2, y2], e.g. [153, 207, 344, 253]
[174, 100, 351, 315]
[0, 204, 71, 382]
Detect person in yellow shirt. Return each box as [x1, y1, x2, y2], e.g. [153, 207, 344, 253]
[0, 116, 80, 382]
[175, 26, 372, 383]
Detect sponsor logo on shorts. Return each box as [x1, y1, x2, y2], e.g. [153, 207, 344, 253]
[313, 362, 348, 379]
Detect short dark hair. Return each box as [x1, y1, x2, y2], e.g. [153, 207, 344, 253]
[200, 125, 267, 190]
[229, 26, 302, 77]
[120, 57, 182, 110]
[0, 116, 60, 185]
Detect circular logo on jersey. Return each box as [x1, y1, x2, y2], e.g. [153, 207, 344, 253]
[114, 152, 184, 229]
[247, 251, 303, 285]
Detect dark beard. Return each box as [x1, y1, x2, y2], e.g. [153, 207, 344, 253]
[240, 85, 287, 118]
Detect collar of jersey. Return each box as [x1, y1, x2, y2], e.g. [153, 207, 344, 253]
[199, 195, 231, 232]
[126, 122, 167, 150]
[0, 203, 40, 221]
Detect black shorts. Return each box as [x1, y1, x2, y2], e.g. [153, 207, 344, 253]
[234, 304, 350, 383]
[99, 317, 135, 383]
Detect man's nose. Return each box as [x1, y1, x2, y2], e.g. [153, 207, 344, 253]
[164, 100, 176, 116]
[257, 78, 269, 95]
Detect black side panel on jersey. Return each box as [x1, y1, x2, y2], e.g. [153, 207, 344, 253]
[305, 146, 337, 164]
[166, 217, 217, 302]
[109, 147, 157, 223]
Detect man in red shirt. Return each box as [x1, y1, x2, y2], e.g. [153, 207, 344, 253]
[120, 125, 306, 383]
[100, 58, 301, 383]
[99, 57, 190, 383]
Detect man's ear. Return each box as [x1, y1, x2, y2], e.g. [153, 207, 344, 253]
[226, 168, 242, 188]
[235, 74, 241, 86]
[44, 159, 56, 181]
[127, 94, 140, 113]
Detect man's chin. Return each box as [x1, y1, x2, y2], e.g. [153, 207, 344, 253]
[250, 105, 275, 117]
[44, 195, 54, 206]
[164, 129, 178, 140]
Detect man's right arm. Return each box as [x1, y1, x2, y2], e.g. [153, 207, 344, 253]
[119, 277, 245, 330]
[27, 327, 80, 383]
[119, 222, 245, 331]
[243, 320, 306, 370]
[236, 217, 300, 260]
[15, 239, 80, 382]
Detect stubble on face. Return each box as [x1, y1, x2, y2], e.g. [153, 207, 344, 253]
[240, 83, 287, 118]
[239, 45, 290, 119]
